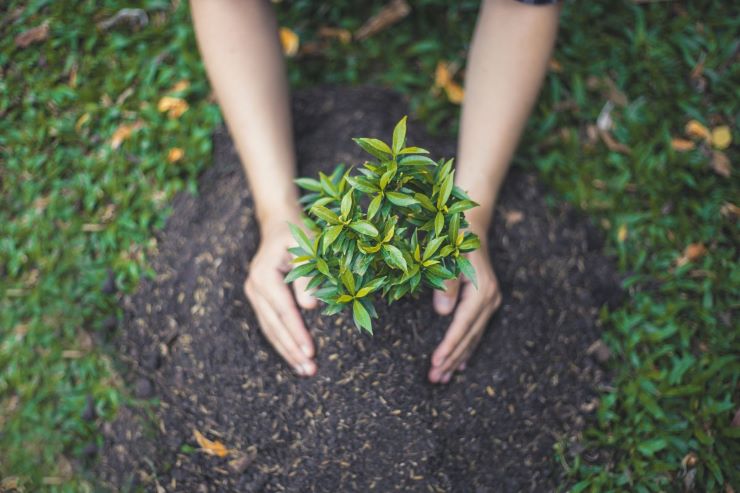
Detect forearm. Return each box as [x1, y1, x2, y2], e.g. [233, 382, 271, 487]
[190, 0, 299, 231]
[457, 0, 559, 233]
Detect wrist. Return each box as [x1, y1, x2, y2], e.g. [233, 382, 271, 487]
[257, 202, 302, 235]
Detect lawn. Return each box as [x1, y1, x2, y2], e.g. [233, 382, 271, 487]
[1, 0, 737, 491]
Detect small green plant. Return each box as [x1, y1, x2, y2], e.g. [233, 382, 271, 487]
[285, 116, 480, 333]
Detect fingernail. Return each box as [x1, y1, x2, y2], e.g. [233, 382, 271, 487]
[442, 372, 452, 383]
[301, 362, 314, 376]
[294, 364, 305, 376]
[301, 344, 312, 357]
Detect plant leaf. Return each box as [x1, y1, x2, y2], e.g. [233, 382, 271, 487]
[284, 262, 315, 283]
[319, 172, 339, 198]
[340, 190, 353, 218]
[323, 224, 344, 252]
[437, 171, 454, 209]
[352, 299, 372, 333]
[353, 137, 393, 159]
[392, 116, 407, 155]
[447, 199, 478, 215]
[434, 211, 444, 236]
[457, 256, 477, 289]
[288, 223, 314, 256]
[399, 155, 437, 167]
[346, 175, 380, 193]
[385, 191, 418, 207]
[382, 244, 408, 272]
[294, 177, 323, 192]
[423, 236, 446, 261]
[340, 269, 356, 295]
[368, 193, 383, 220]
[413, 192, 436, 211]
[349, 220, 379, 237]
[311, 205, 340, 224]
[398, 146, 429, 155]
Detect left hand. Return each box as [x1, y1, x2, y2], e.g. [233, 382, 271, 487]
[428, 242, 502, 384]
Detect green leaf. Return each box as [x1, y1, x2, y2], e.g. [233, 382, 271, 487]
[437, 171, 454, 209]
[315, 257, 330, 276]
[385, 191, 418, 207]
[346, 175, 380, 193]
[336, 294, 353, 303]
[448, 212, 460, 244]
[288, 223, 314, 256]
[379, 161, 398, 190]
[284, 262, 315, 284]
[352, 299, 373, 333]
[382, 244, 408, 272]
[341, 269, 356, 295]
[294, 177, 322, 192]
[397, 146, 429, 155]
[319, 172, 339, 198]
[392, 116, 407, 155]
[434, 211, 444, 236]
[636, 438, 667, 457]
[459, 234, 481, 252]
[399, 155, 437, 167]
[349, 220, 379, 237]
[413, 192, 436, 212]
[457, 256, 477, 289]
[311, 205, 340, 224]
[353, 137, 393, 159]
[322, 224, 344, 252]
[367, 193, 383, 220]
[340, 190, 353, 218]
[423, 236, 446, 261]
[447, 199, 478, 215]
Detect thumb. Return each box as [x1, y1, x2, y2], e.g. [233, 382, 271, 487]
[433, 278, 459, 315]
[293, 276, 318, 310]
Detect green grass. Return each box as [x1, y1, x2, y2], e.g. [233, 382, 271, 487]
[1, 1, 737, 491]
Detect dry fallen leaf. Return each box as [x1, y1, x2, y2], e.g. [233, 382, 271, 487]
[671, 138, 695, 152]
[710, 150, 731, 177]
[617, 224, 628, 242]
[711, 125, 732, 150]
[599, 129, 631, 154]
[685, 119, 711, 141]
[15, 21, 50, 48]
[193, 429, 229, 457]
[548, 58, 563, 73]
[676, 243, 707, 267]
[279, 27, 299, 57]
[167, 147, 184, 163]
[318, 26, 352, 44]
[720, 202, 740, 218]
[110, 120, 144, 149]
[75, 113, 90, 133]
[170, 79, 190, 93]
[434, 61, 464, 104]
[355, 0, 410, 40]
[444, 82, 464, 104]
[157, 96, 189, 118]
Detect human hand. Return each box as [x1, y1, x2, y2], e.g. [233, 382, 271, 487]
[244, 215, 318, 376]
[428, 238, 502, 384]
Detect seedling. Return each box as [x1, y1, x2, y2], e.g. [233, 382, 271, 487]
[286, 116, 480, 333]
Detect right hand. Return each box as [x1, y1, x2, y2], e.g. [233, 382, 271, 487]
[244, 216, 318, 376]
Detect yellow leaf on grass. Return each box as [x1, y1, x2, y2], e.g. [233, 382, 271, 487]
[193, 429, 229, 457]
[434, 61, 451, 88]
[711, 125, 732, 150]
[617, 224, 628, 242]
[279, 27, 299, 57]
[110, 121, 144, 149]
[318, 26, 352, 44]
[75, 113, 90, 133]
[157, 96, 189, 118]
[676, 242, 706, 267]
[671, 138, 695, 152]
[710, 150, 731, 178]
[170, 79, 190, 93]
[444, 82, 464, 104]
[167, 147, 184, 163]
[15, 21, 50, 48]
[684, 119, 710, 141]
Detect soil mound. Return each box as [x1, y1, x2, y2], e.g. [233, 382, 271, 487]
[98, 86, 620, 492]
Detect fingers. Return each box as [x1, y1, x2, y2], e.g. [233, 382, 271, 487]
[429, 286, 483, 381]
[244, 274, 316, 376]
[251, 292, 315, 376]
[433, 278, 460, 316]
[293, 276, 318, 310]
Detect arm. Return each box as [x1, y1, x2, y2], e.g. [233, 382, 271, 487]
[191, 0, 317, 376]
[429, 0, 560, 383]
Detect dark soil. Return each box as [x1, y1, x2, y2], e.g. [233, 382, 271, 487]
[97, 86, 621, 492]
